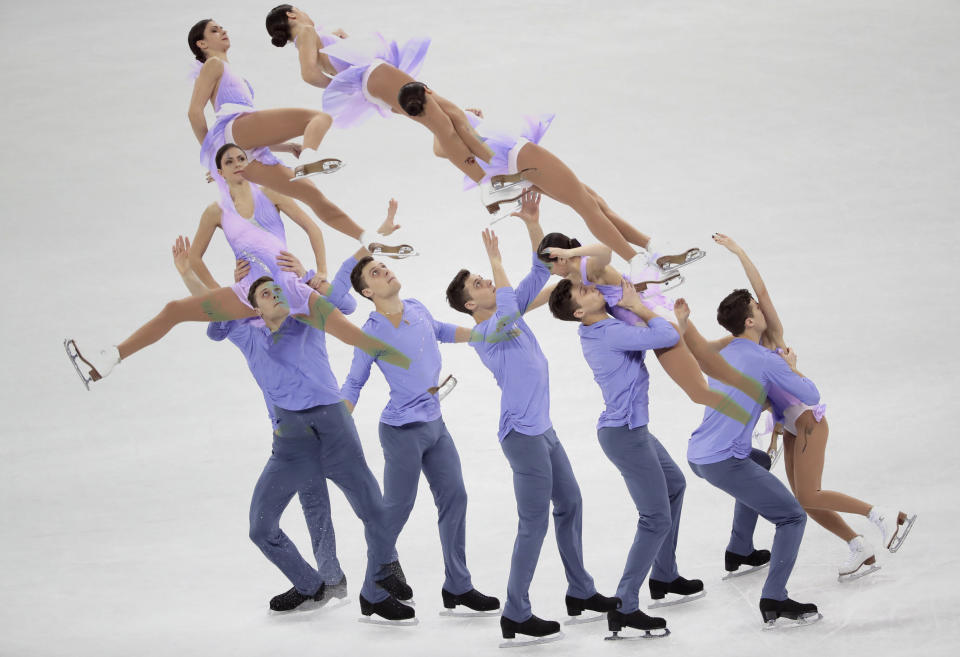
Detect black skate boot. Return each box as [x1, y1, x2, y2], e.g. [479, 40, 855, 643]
[441, 588, 501, 616]
[759, 597, 821, 629]
[270, 582, 325, 612]
[359, 594, 416, 625]
[606, 609, 670, 640]
[564, 592, 622, 625]
[499, 614, 563, 647]
[376, 560, 413, 601]
[325, 575, 348, 601]
[648, 575, 706, 608]
[723, 549, 771, 579]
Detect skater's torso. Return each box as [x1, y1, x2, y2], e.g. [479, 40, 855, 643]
[688, 339, 819, 465]
[342, 297, 457, 427]
[218, 183, 287, 279]
[471, 254, 552, 440]
[578, 316, 679, 430]
[206, 58, 256, 113]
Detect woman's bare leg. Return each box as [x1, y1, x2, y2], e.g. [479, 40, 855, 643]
[583, 185, 651, 249]
[295, 293, 411, 369]
[654, 340, 751, 424]
[117, 287, 255, 360]
[792, 414, 873, 516]
[242, 161, 364, 240]
[516, 144, 637, 262]
[231, 108, 333, 151]
[682, 319, 766, 403]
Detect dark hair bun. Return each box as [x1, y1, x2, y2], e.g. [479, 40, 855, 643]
[570, 238, 582, 248]
[271, 35, 287, 47]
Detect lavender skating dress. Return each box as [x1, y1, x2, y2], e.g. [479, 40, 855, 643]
[461, 112, 555, 189]
[579, 256, 675, 322]
[193, 60, 282, 171]
[216, 181, 314, 316]
[766, 381, 827, 435]
[317, 32, 431, 128]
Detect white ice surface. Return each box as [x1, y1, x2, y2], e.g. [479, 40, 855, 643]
[1, 1, 958, 655]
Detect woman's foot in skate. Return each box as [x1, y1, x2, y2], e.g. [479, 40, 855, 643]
[64, 339, 120, 389]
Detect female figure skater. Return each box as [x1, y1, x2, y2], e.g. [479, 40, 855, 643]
[680, 233, 916, 578]
[535, 228, 761, 424]
[187, 18, 411, 256]
[65, 144, 410, 388]
[265, 6, 497, 185]
[413, 100, 704, 283]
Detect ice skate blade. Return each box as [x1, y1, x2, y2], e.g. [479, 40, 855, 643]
[64, 339, 92, 390]
[268, 595, 351, 615]
[499, 632, 563, 649]
[605, 628, 670, 641]
[762, 612, 822, 631]
[427, 374, 457, 401]
[634, 270, 684, 295]
[722, 562, 769, 580]
[889, 514, 917, 553]
[358, 616, 419, 627]
[768, 443, 783, 468]
[368, 244, 419, 259]
[657, 248, 706, 271]
[439, 608, 499, 618]
[488, 201, 521, 224]
[563, 612, 604, 625]
[648, 590, 706, 609]
[289, 158, 345, 181]
[838, 564, 881, 583]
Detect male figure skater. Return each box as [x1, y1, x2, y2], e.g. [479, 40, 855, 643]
[445, 193, 617, 644]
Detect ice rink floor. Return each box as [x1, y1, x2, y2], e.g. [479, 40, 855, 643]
[1, 1, 958, 655]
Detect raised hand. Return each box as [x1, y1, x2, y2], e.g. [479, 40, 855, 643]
[234, 259, 251, 283]
[482, 228, 501, 263]
[510, 189, 541, 225]
[616, 277, 639, 308]
[712, 232, 743, 255]
[778, 346, 798, 368]
[377, 198, 402, 236]
[674, 297, 690, 323]
[276, 250, 307, 278]
[171, 235, 192, 275]
[540, 246, 572, 260]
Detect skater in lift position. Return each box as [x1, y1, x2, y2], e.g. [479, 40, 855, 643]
[686, 234, 917, 579]
[445, 203, 617, 646]
[340, 234, 500, 615]
[547, 280, 708, 640]
[171, 237, 351, 611]
[187, 18, 413, 256]
[684, 290, 821, 628]
[65, 144, 411, 388]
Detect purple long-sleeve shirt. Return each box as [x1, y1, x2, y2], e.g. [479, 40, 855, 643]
[470, 253, 552, 441]
[340, 298, 458, 426]
[206, 256, 357, 423]
[688, 338, 820, 464]
[578, 316, 680, 430]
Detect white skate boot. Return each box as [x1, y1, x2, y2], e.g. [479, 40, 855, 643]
[646, 239, 706, 272]
[289, 148, 344, 181]
[869, 507, 918, 553]
[838, 535, 880, 582]
[480, 171, 534, 217]
[64, 339, 120, 390]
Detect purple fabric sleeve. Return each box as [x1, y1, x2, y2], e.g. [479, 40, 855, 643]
[601, 317, 679, 352]
[763, 352, 820, 406]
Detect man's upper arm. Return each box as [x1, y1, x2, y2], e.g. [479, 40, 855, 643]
[764, 353, 820, 405]
[604, 318, 679, 352]
[340, 346, 376, 405]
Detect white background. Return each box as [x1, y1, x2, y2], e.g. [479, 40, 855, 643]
[1, 1, 957, 655]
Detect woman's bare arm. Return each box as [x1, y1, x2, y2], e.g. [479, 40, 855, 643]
[713, 233, 785, 346]
[187, 58, 223, 144]
[266, 187, 327, 278]
[188, 203, 224, 289]
[296, 29, 333, 88]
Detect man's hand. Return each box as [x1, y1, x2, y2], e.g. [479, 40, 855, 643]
[510, 189, 541, 225]
[172, 235, 192, 275]
[377, 198, 402, 236]
[712, 233, 743, 255]
[276, 250, 307, 278]
[482, 228, 502, 263]
[234, 259, 250, 283]
[616, 278, 640, 309]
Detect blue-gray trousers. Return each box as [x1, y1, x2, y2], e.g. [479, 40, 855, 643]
[597, 424, 685, 613]
[377, 417, 472, 594]
[689, 453, 806, 600]
[500, 428, 596, 622]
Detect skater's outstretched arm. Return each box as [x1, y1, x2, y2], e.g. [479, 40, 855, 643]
[511, 190, 545, 251]
[264, 187, 328, 284]
[713, 233, 785, 347]
[542, 244, 613, 272]
[483, 229, 510, 290]
[187, 58, 223, 144]
[436, 95, 494, 163]
[525, 283, 557, 313]
[188, 203, 225, 290]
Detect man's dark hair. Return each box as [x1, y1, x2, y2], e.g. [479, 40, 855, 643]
[248, 276, 275, 308]
[548, 279, 581, 322]
[445, 269, 473, 315]
[350, 255, 375, 299]
[717, 288, 755, 335]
